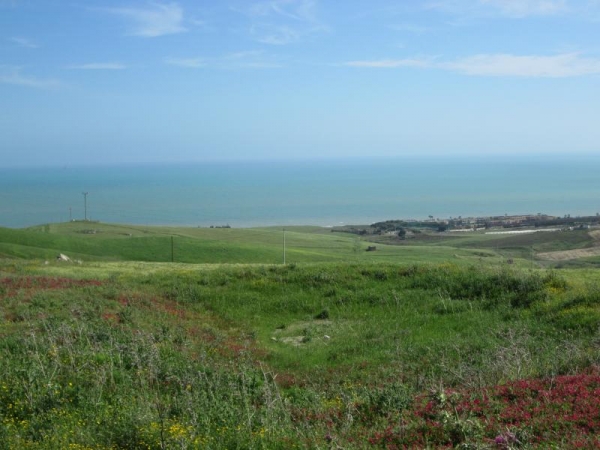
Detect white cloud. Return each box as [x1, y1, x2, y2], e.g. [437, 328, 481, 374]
[10, 37, 38, 48]
[189, 17, 207, 27]
[345, 58, 431, 69]
[165, 57, 206, 68]
[165, 51, 282, 69]
[389, 23, 430, 34]
[221, 50, 282, 68]
[426, 0, 568, 18]
[67, 63, 126, 70]
[247, 0, 318, 21]
[446, 53, 600, 77]
[345, 53, 600, 77]
[0, 66, 59, 88]
[250, 24, 300, 45]
[105, 2, 186, 37]
[224, 50, 264, 59]
[235, 0, 327, 45]
[479, 0, 567, 17]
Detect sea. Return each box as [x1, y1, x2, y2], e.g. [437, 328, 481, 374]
[1, 155, 599, 228]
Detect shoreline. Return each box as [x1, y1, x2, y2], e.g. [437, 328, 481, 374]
[4, 212, 600, 233]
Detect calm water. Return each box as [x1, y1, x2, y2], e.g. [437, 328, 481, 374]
[1, 156, 599, 228]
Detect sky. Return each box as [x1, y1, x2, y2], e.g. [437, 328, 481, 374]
[1, 0, 600, 167]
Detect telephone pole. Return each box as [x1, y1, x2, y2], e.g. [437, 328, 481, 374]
[82, 192, 88, 221]
[283, 228, 286, 265]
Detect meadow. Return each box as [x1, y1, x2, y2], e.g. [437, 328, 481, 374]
[1, 222, 600, 448]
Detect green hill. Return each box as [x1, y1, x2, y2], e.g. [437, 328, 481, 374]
[0, 221, 518, 266]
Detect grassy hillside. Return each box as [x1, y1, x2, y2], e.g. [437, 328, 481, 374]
[438, 229, 595, 255]
[1, 260, 600, 448]
[2, 221, 599, 267]
[0, 222, 518, 267]
[2, 221, 600, 447]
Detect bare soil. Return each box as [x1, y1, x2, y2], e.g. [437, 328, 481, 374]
[537, 230, 600, 261]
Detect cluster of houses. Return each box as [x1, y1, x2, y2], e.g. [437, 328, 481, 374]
[444, 213, 599, 231]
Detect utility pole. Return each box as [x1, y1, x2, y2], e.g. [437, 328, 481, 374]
[82, 192, 88, 221]
[69, 207, 72, 222]
[171, 236, 174, 263]
[283, 228, 286, 265]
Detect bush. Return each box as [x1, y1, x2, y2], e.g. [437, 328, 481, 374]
[407, 265, 556, 308]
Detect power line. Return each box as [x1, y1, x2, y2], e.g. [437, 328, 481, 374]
[82, 192, 88, 221]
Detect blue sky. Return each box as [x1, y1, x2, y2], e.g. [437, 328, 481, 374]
[1, 0, 600, 167]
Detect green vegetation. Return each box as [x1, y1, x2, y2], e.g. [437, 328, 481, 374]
[0, 222, 517, 266]
[1, 222, 600, 448]
[4, 220, 599, 268]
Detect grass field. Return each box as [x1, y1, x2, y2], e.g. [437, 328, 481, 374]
[1, 222, 600, 448]
[0, 222, 518, 267]
[4, 221, 598, 267]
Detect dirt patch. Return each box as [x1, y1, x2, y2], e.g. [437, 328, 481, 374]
[274, 320, 332, 334]
[537, 247, 600, 261]
[278, 336, 305, 346]
[589, 230, 600, 240]
[537, 230, 600, 261]
[272, 320, 334, 346]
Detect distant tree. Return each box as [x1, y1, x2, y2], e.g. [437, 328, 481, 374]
[397, 228, 406, 239]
